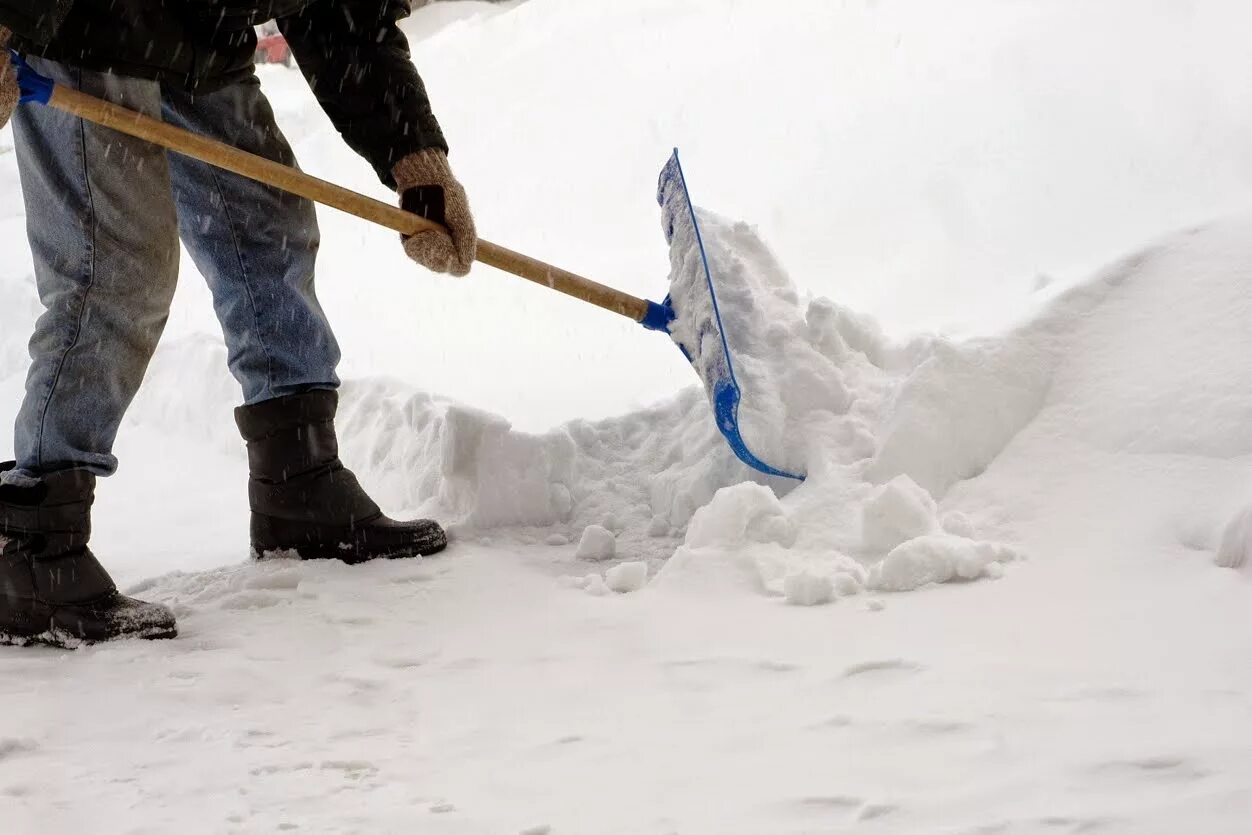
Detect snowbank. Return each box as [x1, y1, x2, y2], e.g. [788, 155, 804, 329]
[9, 188, 1252, 599]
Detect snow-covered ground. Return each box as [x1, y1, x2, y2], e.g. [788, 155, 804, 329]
[4, 1, 1252, 832]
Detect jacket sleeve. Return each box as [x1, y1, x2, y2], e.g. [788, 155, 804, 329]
[0, 0, 76, 44]
[278, 0, 449, 189]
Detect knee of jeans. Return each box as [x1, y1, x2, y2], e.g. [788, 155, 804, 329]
[129, 239, 180, 308]
[29, 305, 90, 356]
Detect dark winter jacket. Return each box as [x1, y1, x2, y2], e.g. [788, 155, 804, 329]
[0, 0, 447, 185]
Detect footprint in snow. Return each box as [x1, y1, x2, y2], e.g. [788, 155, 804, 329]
[858, 802, 899, 821]
[662, 656, 802, 674]
[1091, 756, 1210, 782]
[373, 655, 432, 670]
[324, 672, 387, 693]
[250, 761, 315, 777]
[329, 614, 377, 627]
[1035, 814, 1121, 832]
[1051, 686, 1145, 703]
[234, 728, 287, 750]
[781, 796, 898, 824]
[0, 738, 38, 761]
[756, 659, 803, 673]
[903, 718, 976, 735]
[840, 658, 925, 680]
[960, 817, 1115, 834]
[794, 795, 862, 811]
[320, 759, 379, 780]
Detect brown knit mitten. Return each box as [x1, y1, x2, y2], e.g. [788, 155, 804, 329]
[0, 30, 17, 130]
[392, 149, 477, 277]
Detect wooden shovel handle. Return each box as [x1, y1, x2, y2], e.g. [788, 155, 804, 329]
[45, 84, 653, 323]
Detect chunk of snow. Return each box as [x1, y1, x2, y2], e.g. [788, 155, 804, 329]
[862, 476, 940, 554]
[1216, 504, 1252, 569]
[870, 535, 1017, 592]
[832, 571, 864, 597]
[866, 337, 1053, 497]
[583, 574, 612, 597]
[685, 483, 794, 550]
[783, 570, 835, 606]
[605, 561, 649, 593]
[575, 526, 616, 561]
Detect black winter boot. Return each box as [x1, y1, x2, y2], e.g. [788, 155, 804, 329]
[0, 463, 177, 648]
[235, 391, 447, 563]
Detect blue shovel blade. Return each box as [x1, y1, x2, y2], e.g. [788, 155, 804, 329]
[655, 150, 804, 482]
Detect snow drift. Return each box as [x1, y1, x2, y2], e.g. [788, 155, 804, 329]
[13, 196, 1251, 601]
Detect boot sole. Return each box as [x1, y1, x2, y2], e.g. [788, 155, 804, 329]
[252, 539, 448, 564]
[0, 623, 178, 650]
[251, 514, 448, 564]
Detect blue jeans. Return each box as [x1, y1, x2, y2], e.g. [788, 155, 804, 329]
[6, 58, 341, 482]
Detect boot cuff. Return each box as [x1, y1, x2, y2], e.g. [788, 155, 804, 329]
[0, 461, 95, 506]
[235, 391, 339, 442]
[0, 462, 94, 537]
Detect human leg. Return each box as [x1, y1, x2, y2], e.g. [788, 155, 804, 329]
[2, 58, 179, 645]
[162, 78, 444, 561]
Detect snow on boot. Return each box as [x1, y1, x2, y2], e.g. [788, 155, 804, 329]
[235, 391, 447, 563]
[0, 463, 177, 648]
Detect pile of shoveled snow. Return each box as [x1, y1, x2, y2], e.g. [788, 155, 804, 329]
[130, 204, 1029, 598]
[264, 210, 1252, 600]
[0, 200, 1037, 599]
[7, 195, 1252, 603]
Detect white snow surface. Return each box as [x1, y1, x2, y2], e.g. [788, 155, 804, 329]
[3, 1, 1252, 832]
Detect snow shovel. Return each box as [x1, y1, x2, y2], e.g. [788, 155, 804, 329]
[11, 52, 804, 482]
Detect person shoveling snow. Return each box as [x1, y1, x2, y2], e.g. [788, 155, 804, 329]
[0, 1, 476, 647]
